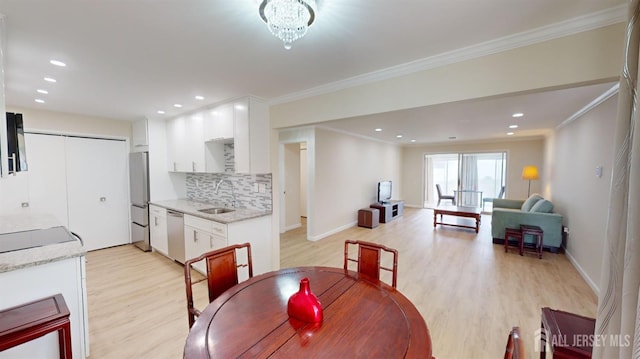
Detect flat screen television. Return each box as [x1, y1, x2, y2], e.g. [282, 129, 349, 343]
[377, 180, 392, 203]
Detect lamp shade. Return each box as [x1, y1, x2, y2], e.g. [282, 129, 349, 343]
[522, 166, 539, 180]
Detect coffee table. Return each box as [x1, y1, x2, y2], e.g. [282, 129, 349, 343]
[433, 205, 482, 233]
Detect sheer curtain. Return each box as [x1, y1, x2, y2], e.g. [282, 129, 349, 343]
[594, 1, 640, 358]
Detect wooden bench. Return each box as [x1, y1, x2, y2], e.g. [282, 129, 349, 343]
[0, 293, 72, 358]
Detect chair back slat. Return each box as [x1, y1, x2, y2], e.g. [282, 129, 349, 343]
[344, 240, 398, 288]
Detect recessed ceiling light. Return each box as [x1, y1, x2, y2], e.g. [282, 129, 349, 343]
[44, 77, 57, 83]
[234, 104, 245, 110]
[36, 89, 49, 94]
[512, 113, 524, 118]
[195, 95, 204, 100]
[49, 60, 66, 67]
[396, 135, 403, 138]
[173, 104, 182, 108]
[410, 139, 416, 143]
[375, 128, 382, 132]
[157, 110, 165, 115]
[509, 125, 518, 129]
[35, 99, 45, 104]
[507, 132, 515, 136]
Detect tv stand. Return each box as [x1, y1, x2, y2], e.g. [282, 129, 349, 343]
[370, 200, 404, 223]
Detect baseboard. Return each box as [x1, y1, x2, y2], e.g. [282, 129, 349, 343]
[282, 223, 302, 233]
[564, 248, 599, 296]
[308, 221, 358, 241]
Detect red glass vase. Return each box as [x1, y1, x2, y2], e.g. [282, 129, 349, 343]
[287, 277, 323, 323]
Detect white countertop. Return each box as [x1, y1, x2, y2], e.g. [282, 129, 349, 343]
[150, 199, 271, 224]
[0, 215, 86, 273]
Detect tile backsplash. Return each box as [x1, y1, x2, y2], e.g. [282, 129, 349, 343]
[186, 173, 272, 211]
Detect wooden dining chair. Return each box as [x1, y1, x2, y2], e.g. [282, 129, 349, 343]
[504, 326, 526, 359]
[344, 240, 398, 288]
[436, 184, 455, 206]
[184, 243, 253, 328]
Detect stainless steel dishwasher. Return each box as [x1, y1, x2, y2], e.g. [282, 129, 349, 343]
[167, 210, 185, 264]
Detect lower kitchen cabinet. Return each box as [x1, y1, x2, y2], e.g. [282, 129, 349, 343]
[149, 205, 168, 255]
[180, 214, 272, 277]
[184, 215, 227, 274]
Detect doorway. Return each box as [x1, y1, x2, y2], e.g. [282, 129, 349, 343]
[282, 142, 308, 233]
[424, 152, 506, 210]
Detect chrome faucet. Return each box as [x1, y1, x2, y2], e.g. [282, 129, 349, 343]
[215, 179, 236, 208]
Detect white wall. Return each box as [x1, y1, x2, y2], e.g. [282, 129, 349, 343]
[401, 138, 545, 207]
[547, 94, 618, 293]
[311, 127, 402, 240]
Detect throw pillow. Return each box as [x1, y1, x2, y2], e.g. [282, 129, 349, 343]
[531, 199, 554, 213]
[521, 193, 543, 212]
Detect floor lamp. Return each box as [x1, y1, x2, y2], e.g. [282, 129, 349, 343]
[522, 165, 539, 197]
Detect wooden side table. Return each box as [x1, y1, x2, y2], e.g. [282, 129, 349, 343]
[0, 293, 72, 358]
[521, 224, 543, 259]
[504, 227, 523, 254]
[540, 307, 595, 359]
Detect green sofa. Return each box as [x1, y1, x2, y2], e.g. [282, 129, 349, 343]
[491, 195, 564, 252]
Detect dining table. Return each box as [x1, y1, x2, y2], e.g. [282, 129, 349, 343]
[183, 266, 433, 358]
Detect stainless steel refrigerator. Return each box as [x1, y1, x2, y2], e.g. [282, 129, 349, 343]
[129, 152, 151, 251]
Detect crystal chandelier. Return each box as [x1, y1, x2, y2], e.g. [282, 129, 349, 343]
[259, 0, 317, 50]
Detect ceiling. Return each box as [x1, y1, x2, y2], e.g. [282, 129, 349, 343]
[0, 0, 625, 145]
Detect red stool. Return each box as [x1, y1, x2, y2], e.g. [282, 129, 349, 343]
[0, 293, 72, 359]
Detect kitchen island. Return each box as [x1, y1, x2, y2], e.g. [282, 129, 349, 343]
[0, 215, 89, 358]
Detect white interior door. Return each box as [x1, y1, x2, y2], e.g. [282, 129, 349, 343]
[25, 133, 69, 226]
[66, 137, 129, 251]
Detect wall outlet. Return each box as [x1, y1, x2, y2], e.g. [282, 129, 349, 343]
[563, 226, 570, 234]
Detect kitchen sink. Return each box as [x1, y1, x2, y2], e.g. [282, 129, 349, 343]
[198, 207, 235, 215]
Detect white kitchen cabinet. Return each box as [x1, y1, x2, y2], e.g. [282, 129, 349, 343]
[204, 102, 234, 141]
[66, 137, 130, 251]
[149, 205, 168, 255]
[184, 215, 227, 274]
[166, 113, 205, 172]
[227, 215, 271, 276]
[203, 96, 269, 174]
[132, 118, 148, 149]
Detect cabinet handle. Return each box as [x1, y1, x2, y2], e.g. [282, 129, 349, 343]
[192, 161, 196, 172]
[209, 235, 213, 248]
[173, 162, 177, 171]
[154, 217, 158, 226]
[193, 230, 197, 242]
[100, 197, 107, 202]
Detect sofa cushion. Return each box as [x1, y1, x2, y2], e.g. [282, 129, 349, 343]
[530, 199, 554, 213]
[521, 194, 543, 212]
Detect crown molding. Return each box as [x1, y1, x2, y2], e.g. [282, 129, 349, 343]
[557, 83, 620, 129]
[270, 4, 627, 105]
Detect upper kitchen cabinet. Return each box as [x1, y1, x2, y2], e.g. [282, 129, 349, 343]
[204, 96, 269, 174]
[166, 113, 206, 173]
[132, 118, 149, 150]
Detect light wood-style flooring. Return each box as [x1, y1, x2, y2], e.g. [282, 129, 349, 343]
[86, 207, 597, 358]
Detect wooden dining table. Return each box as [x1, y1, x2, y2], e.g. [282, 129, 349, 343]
[183, 266, 432, 358]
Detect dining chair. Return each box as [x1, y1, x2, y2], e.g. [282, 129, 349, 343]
[482, 185, 505, 210]
[184, 243, 253, 328]
[344, 240, 398, 288]
[503, 326, 525, 359]
[435, 184, 455, 206]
